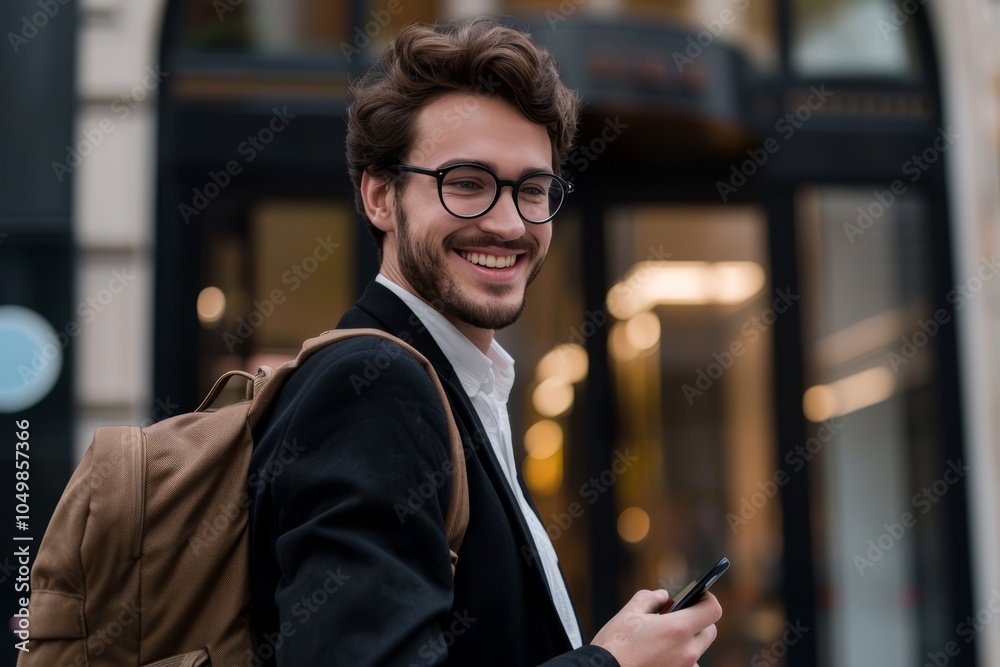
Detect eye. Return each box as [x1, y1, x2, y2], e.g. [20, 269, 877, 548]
[519, 176, 556, 200]
[450, 179, 483, 191]
[442, 167, 492, 194]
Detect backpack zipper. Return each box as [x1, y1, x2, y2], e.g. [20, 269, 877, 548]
[128, 426, 146, 560]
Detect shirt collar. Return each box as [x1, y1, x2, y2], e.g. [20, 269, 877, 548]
[375, 274, 514, 400]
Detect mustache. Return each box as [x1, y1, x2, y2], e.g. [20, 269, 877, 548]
[446, 235, 537, 252]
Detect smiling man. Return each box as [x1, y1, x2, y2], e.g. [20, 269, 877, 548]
[369, 92, 555, 350]
[248, 17, 721, 667]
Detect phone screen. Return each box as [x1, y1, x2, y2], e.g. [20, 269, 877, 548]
[660, 556, 730, 613]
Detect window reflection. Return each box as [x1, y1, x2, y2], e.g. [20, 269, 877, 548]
[180, 0, 440, 54]
[504, 0, 777, 70]
[791, 0, 921, 77]
[605, 205, 783, 665]
[197, 200, 357, 399]
[796, 186, 940, 665]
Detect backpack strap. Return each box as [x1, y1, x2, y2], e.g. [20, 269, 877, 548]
[246, 329, 470, 573]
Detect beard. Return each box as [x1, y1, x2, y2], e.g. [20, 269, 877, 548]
[393, 198, 546, 331]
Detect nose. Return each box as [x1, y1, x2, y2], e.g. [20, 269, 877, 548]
[477, 185, 526, 241]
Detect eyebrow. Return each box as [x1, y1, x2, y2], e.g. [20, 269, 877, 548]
[436, 158, 556, 178]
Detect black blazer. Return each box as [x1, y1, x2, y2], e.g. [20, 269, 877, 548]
[249, 282, 619, 666]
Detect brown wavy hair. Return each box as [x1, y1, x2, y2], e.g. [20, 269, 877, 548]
[346, 17, 580, 258]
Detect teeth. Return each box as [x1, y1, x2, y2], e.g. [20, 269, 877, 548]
[460, 251, 516, 268]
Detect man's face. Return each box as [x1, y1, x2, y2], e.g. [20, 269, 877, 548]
[379, 93, 554, 335]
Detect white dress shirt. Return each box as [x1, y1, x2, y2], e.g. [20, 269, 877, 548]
[375, 274, 584, 649]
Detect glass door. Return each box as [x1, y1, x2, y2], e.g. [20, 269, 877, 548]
[603, 204, 784, 665]
[795, 185, 961, 666]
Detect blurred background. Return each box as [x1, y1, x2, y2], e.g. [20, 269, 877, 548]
[3, 0, 1000, 665]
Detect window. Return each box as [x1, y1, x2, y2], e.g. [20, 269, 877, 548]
[791, 0, 921, 77]
[796, 186, 949, 664]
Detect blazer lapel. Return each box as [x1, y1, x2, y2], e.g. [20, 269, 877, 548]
[339, 282, 560, 610]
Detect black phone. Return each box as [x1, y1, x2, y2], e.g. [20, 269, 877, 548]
[660, 556, 730, 613]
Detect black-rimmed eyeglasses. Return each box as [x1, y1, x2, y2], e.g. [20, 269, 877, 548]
[388, 162, 574, 224]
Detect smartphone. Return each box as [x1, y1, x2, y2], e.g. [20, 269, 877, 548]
[660, 556, 730, 613]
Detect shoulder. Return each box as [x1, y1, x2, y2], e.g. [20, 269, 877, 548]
[251, 334, 453, 486]
[291, 334, 437, 401]
[256, 334, 449, 443]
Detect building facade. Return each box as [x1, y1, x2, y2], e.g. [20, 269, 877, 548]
[4, 0, 999, 665]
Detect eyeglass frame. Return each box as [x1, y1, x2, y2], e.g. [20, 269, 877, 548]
[387, 162, 574, 224]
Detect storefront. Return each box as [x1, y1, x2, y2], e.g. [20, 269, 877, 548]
[30, 0, 986, 665]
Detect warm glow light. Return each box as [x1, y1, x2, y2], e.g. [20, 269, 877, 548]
[802, 385, 838, 422]
[523, 454, 562, 496]
[607, 261, 766, 318]
[625, 311, 661, 351]
[617, 507, 651, 543]
[532, 377, 574, 417]
[714, 262, 767, 303]
[197, 286, 226, 324]
[803, 366, 896, 422]
[537, 344, 589, 384]
[525, 420, 563, 460]
[608, 323, 639, 362]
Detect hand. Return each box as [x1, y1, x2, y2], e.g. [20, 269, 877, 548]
[590, 589, 721, 667]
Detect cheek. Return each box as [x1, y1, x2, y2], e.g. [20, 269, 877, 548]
[400, 188, 449, 231]
[533, 226, 553, 254]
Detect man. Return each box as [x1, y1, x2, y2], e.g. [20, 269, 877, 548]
[249, 17, 721, 666]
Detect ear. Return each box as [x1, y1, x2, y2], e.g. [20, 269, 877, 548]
[361, 170, 396, 234]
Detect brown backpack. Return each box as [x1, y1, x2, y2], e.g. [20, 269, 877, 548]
[17, 329, 469, 667]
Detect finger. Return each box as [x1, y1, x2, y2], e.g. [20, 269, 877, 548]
[691, 622, 719, 656]
[677, 591, 722, 626]
[626, 589, 672, 614]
